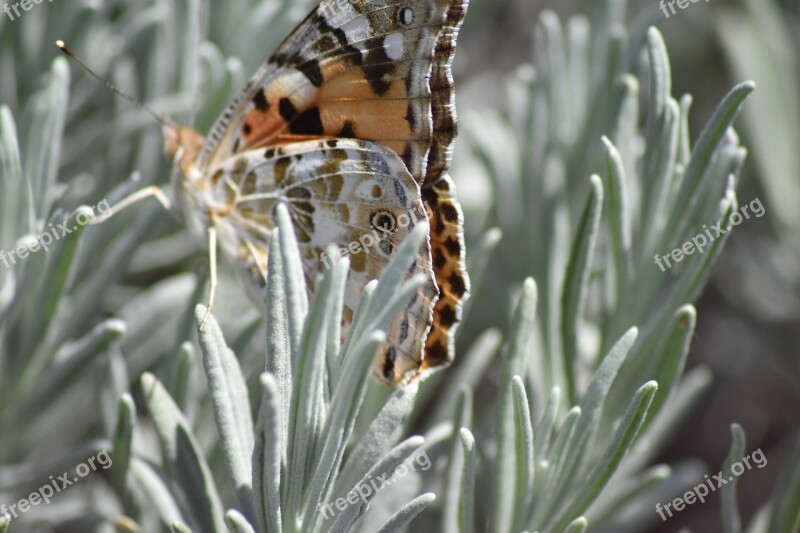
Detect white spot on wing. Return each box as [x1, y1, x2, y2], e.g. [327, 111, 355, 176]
[399, 7, 414, 26]
[383, 33, 405, 61]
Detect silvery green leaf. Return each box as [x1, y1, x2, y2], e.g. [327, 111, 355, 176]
[458, 429, 477, 533]
[265, 226, 292, 465]
[665, 81, 755, 248]
[545, 382, 658, 532]
[336, 382, 420, 502]
[112, 393, 135, 495]
[601, 137, 633, 308]
[7, 319, 125, 427]
[494, 278, 537, 533]
[172, 522, 193, 533]
[624, 366, 712, 473]
[23, 57, 69, 218]
[304, 330, 385, 532]
[195, 306, 256, 524]
[560, 176, 602, 402]
[275, 203, 309, 361]
[0, 106, 33, 253]
[224, 510, 257, 533]
[141, 373, 226, 533]
[285, 263, 337, 525]
[130, 458, 185, 528]
[533, 386, 561, 464]
[511, 377, 534, 531]
[252, 373, 283, 533]
[375, 493, 436, 533]
[721, 424, 745, 533]
[642, 306, 696, 428]
[564, 517, 587, 533]
[442, 388, 472, 533]
[324, 248, 349, 394]
[329, 437, 425, 532]
[532, 406, 581, 525]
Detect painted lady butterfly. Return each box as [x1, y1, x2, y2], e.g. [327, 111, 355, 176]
[77, 0, 470, 386]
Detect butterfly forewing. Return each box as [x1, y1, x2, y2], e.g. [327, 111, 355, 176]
[198, 0, 463, 186]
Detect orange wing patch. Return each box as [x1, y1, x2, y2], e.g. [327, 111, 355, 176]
[421, 175, 469, 373]
[239, 69, 417, 158]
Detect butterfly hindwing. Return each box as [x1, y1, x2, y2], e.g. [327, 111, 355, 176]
[202, 138, 439, 385]
[421, 174, 468, 372]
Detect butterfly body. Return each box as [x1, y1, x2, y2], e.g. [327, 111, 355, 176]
[165, 0, 470, 386]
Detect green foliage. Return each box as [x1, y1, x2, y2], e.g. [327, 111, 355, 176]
[1, 0, 798, 532]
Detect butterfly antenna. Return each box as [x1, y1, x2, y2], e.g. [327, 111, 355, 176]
[56, 40, 176, 128]
[187, 0, 205, 126]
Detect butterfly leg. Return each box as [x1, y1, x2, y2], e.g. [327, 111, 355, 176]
[198, 226, 218, 332]
[88, 186, 172, 226]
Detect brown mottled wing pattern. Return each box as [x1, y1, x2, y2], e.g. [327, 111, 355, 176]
[419, 0, 469, 375]
[197, 0, 466, 188]
[420, 174, 468, 372]
[190, 0, 470, 384]
[199, 139, 439, 385]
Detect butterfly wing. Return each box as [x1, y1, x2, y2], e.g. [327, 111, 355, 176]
[196, 0, 467, 190]
[204, 139, 438, 385]
[190, 0, 470, 383]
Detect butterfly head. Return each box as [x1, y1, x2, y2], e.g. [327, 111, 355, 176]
[163, 124, 209, 230]
[164, 124, 205, 178]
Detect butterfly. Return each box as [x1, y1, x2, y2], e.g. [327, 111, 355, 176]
[88, 0, 470, 386]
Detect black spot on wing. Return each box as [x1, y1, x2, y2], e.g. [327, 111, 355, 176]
[425, 341, 448, 367]
[449, 272, 467, 297]
[399, 319, 410, 343]
[297, 60, 324, 87]
[444, 236, 460, 256]
[370, 155, 391, 176]
[405, 103, 417, 130]
[439, 304, 457, 328]
[339, 120, 356, 138]
[253, 90, 269, 112]
[441, 203, 459, 222]
[394, 180, 408, 204]
[279, 98, 298, 122]
[383, 347, 397, 381]
[290, 107, 324, 135]
[362, 36, 395, 96]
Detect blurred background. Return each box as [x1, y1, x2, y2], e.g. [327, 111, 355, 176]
[1, 0, 799, 531]
[454, 0, 800, 530]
